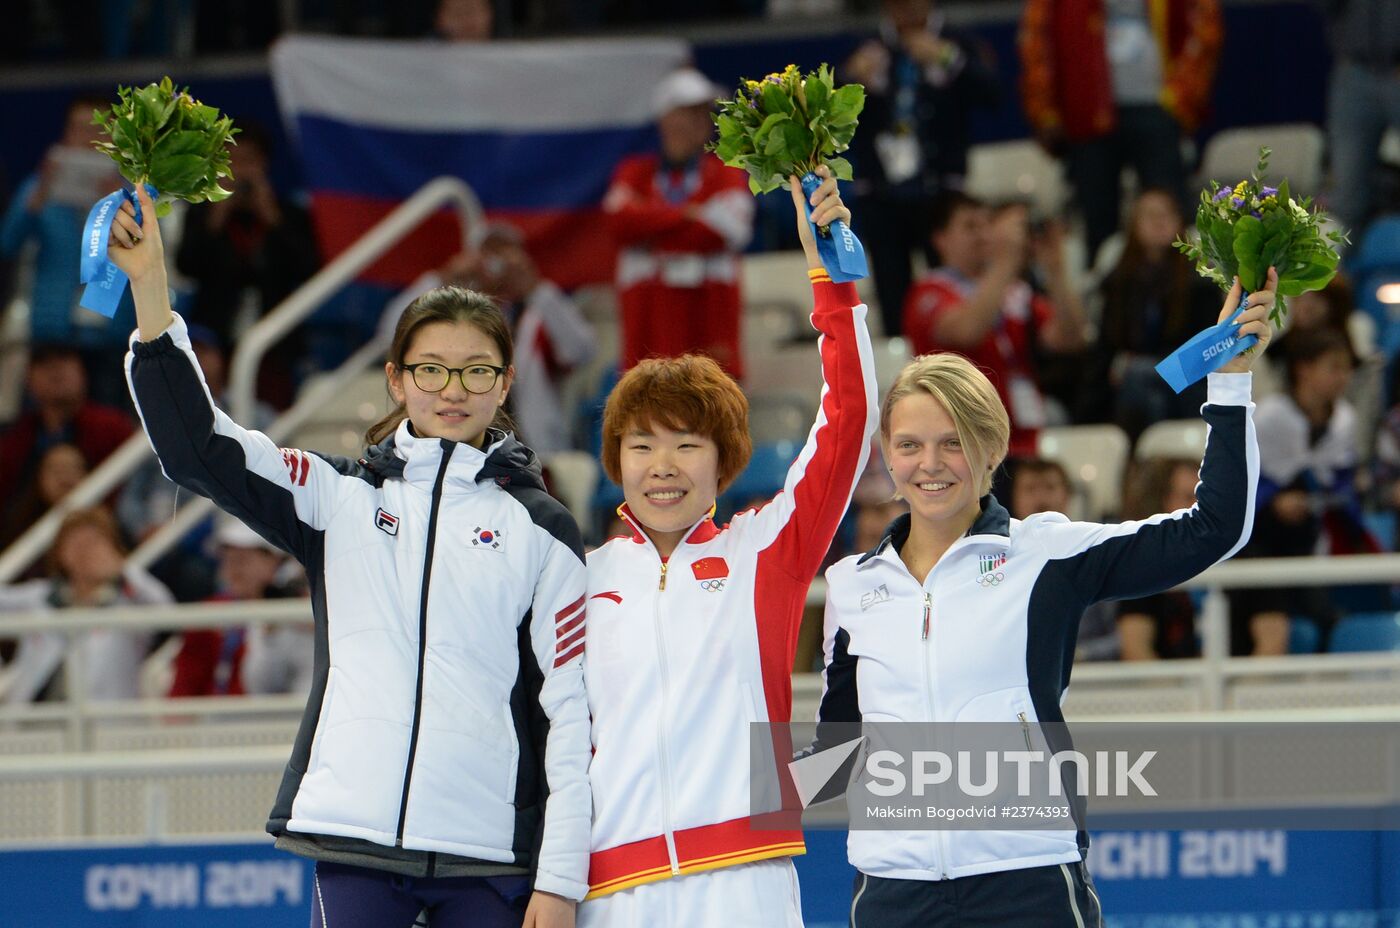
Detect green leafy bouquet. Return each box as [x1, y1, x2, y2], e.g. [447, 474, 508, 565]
[710, 63, 864, 196]
[91, 76, 238, 218]
[1175, 147, 1346, 327]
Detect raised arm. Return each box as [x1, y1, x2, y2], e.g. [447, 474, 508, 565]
[1038, 274, 1277, 605]
[742, 167, 879, 579]
[110, 185, 341, 563]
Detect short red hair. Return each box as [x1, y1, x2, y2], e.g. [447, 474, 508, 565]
[601, 355, 752, 492]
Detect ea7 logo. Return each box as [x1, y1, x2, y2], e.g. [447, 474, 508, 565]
[281, 449, 309, 487]
[860, 584, 891, 612]
[374, 508, 399, 536]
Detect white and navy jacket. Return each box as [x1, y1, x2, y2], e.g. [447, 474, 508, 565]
[126, 315, 592, 899]
[582, 277, 879, 899]
[820, 372, 1259, 882]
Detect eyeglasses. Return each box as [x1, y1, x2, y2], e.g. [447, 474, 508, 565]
[400, 362, 506, 395]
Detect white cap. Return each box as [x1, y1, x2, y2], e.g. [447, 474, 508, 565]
[653, 68, 721, 117]
[215, 517, 282, 554]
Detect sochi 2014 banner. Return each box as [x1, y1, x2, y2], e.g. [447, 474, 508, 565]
[269, 35, 690, 290]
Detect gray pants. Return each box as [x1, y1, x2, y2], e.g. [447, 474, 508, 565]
[1327, 60, 1400, 233]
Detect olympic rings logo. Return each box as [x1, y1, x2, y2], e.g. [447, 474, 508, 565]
[977, 572, 1005, 587]
[700, 579, 727, 592]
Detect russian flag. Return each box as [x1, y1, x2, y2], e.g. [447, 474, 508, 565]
[270, 36, 690, 289]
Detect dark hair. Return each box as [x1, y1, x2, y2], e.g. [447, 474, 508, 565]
[230, 118, 273, 159]
[1122, 457, 1199, 522]
[1012, 457, 1070, 490]
[928, 190, 984, 236]
[47, 506, 126, 579]
[365, 286, 515, 446]
[1099, 188, 1196, 350]
[601, 355, 752, 493]
[1283, 326, 1356, 390]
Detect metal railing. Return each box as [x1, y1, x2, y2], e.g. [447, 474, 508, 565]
[0, 176, 484, 584]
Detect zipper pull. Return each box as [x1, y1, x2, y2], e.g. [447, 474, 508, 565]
[1018, 711, 1033, 751]
[921, 592, 931, 640]
[658, 562, 668, 591]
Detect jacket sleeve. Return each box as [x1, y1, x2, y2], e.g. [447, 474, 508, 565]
[1161, 0, 1223, 131]
[743, 278, 880, 581]
[1017, 0, 1061, 133]
[1034, 372, 1258, 606]
[524, 515, 592, 901]
[124, 314, 344, 565]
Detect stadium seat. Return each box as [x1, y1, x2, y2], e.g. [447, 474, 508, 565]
[1197, 124, 1326, 195]
[1353, 269, 1400, 360]
[724, 440, 801, 505]
[1328, 613, 1400, 652]
[965, 140, 1068, 216]
[1363, 510, 1397, 553]
[292, 370, 392, 456]
[1348, 215, 1400, 277]
[1037, 424, 1130, 520]
[749, 394, 813, 446]
[745, 345, 824, 401]
[542, 452, 599, 528]
[1134, 419, 1209, 461]
[872, 336, 913, 396]
[1288, 616, 1322, 654]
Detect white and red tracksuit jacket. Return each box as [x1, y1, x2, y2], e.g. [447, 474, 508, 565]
[582, 277, 879, 899]
[604, 152, 753, 379]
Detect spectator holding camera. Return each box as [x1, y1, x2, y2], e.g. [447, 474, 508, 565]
[0, 96, 135, 406]
[903, 193, 1087, 459]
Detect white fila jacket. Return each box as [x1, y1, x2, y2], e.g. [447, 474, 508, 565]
[126, 315, 592, 899]
[582, 278, 879, 899]
[819, 373, 1259, 882]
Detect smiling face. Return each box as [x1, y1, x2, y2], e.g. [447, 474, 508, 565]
[886, 392, 984, 534]
[619, 420, 720, 556]
[386, 319, 513, 448]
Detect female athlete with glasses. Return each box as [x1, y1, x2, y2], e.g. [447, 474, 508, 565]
[108, 184, 591, 928]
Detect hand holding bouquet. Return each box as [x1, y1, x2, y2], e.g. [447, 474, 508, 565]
[1155, 148, 1347, 393]
[710, 64, 868, 282]
[80, 77, 238, 317]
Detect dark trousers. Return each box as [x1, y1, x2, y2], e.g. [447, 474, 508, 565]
[311, 861, 530, 928]
[1064, 104, 1188, 264]
[849, 862, 1103, 928]
[856, 189, 938, 339]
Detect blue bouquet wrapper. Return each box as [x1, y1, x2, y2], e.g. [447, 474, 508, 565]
[800, 171, 867, 283]
[79, 184, 157, 318]
[1154, 292, 1258, 394]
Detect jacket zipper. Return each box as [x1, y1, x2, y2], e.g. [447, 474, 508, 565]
[1018, 711, 1034, 752]
[654, 559, 680, 874]
[395, 446, 454, 846]
[918, 589, 947, 879]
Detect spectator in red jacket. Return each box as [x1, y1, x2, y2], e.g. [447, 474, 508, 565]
[1018, 0, 1223, 260]
[902, 193, 1086, 460]
[604, 67, 754, 378]
[0, 344, 133, 536]
[167, 518, 287, 697]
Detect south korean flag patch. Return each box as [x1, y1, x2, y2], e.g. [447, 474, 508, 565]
[472, 527, 504, 551]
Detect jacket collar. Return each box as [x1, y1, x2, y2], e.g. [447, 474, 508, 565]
[616, 503, 721, 552]
[857, 494, 1011, 567]
[359, 421, 546, 494]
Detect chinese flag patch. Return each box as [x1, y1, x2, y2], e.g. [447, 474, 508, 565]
[691, 557, 730, 581]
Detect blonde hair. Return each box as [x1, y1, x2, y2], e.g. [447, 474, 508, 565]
[880, 354, 1010, 496]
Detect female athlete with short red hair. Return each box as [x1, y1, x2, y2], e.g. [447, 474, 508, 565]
[578, 166, 879, 927]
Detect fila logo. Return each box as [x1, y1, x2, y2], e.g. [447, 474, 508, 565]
[860, 584, 890, 612]
[374, 508, 399, 536]
[281, 449, 309, 487]
[472, 527, 504, 550]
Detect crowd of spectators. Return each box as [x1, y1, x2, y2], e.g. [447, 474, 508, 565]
[2, 0, 1400, 704]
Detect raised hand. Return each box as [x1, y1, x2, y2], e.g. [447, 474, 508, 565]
[1217, 266, 1278, 374]
[106, 183, 166, 288]
[789, 163, 852, 272]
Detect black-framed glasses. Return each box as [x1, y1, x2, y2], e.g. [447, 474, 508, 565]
[400, 362, 506, 395]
